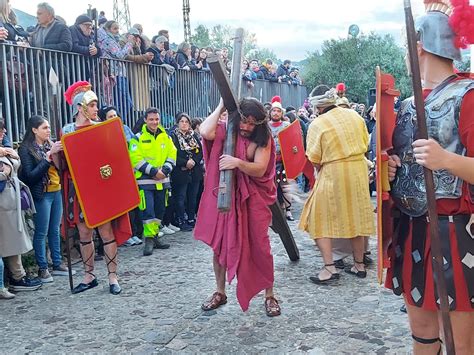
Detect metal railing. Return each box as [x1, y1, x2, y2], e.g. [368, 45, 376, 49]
[0, 43, 308, 142]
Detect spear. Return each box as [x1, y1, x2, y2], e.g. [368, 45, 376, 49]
[403, 1, 455, 353]
[49, 68, 74, 291]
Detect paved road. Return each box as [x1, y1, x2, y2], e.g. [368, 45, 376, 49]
[1, 205, 411, 354]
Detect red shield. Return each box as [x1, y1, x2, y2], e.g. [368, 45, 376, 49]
[61, 118, 140, 228]
[278, 120, 307, 180]
[375, 67, 400, 283]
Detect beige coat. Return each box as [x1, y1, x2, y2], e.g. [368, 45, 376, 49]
[0, 156, 35, 257]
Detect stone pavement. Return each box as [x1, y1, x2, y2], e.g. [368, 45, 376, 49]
[0, 204, 412, 354]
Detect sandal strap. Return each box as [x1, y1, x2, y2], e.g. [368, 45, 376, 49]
[354, 259, 365, 264]
[324, 263, 335, 267]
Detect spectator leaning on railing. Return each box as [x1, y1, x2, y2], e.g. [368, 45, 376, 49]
[147, 35, 177, 69]
[276, 59, 291, 84]
[0, 0, 29, 45]
[69, 14, 100, 82]
[30, 2, 72, 52]
[70, 14, 100, 58]
[257, 59, 278, 82]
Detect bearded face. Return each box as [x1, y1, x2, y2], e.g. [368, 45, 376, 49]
[271, 108, 283, 121]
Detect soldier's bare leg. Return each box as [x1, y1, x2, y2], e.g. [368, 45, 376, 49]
[76, 222, 95, 284]
[97, 222, 118, 285]
[449, 312, 474, 354]
[404, 300, 441, 355]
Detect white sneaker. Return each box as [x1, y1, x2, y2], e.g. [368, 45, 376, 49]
[158, 231, 164, 237]
[0, 287, 15, 299]
[131, 236, 143, 245]
[122, 237, 135, 246]
[161, 226, 175, 235]
[168, 224, 180, 232]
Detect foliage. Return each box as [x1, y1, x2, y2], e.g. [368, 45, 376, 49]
[246, 47, 278, 63]
[190, 24, 210, 49]
[303, 33, 412, 103]
[190, 24, 275, 63]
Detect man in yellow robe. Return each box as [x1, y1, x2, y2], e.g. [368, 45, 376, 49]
[298, 85, 375, 285]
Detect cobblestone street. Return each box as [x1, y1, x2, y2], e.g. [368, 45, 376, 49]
[1, 203, 411, 354]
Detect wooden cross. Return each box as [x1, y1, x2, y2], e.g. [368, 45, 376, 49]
[207, 29, 299, 261]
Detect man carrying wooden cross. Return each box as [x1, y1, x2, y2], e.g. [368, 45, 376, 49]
[194, 98, 281, 317]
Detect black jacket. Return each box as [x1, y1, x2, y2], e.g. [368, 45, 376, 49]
[175, 51, 198, 70]
[18, 145, 54, 200]
[69, 25, 100, 57]
[276, 64, 289, 79]
[32, 20, 72, 52]
[170, 131, 204, 185]
[257, 65, 278, 82]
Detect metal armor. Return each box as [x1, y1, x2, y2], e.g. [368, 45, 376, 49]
[391, 77, 474, 217]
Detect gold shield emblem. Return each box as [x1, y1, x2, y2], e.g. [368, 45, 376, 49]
[100, 164, 113, 180]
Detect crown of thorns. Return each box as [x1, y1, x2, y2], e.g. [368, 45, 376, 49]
[238, 110, 268, 125]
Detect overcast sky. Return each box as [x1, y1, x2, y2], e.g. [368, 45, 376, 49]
[14, 0, 425, 61]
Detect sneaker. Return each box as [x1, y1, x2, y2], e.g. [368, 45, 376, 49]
[9, 276, 42, 292]
[38, 269, 54, 283]
[0, 287, 15, 299]
[52, 264, 77, 276]
[131, 236, 143, 245]
[158, 231, 164, 237]
[122, 237, 135, 247]
[168, 224, 180, 232]
[161, 226, 176, 235]
[187, 219, 196, 227]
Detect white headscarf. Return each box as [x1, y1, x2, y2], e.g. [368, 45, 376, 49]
[309, 88, 338, 108]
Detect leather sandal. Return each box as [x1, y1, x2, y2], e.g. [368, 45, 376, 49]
[344, 260, 367, 278]
[264, 296, 281, 317]
[309, 263, 340, 285]
[201, 292, 227, 311]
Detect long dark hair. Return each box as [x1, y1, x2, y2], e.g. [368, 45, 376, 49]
[19, 115, 48, 159]
[239, 97, 271, 147]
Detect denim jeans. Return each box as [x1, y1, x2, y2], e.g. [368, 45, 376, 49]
[186, 180, 201, 221]
[0, 258, 4, 289]
[173, 180, 201, 221]
[33, 191, 63, 270]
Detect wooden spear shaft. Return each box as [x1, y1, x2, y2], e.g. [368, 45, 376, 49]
[49, 68, 74, 291]
[403, 1, 455, 353]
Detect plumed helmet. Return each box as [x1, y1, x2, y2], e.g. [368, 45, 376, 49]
[64, 81, 98, 116]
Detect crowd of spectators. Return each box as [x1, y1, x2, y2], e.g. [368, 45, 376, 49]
[0, 2, 304, 84]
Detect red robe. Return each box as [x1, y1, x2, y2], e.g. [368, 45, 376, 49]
[194, 123, 277, 311]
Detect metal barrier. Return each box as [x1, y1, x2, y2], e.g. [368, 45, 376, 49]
[0, 43, 307, 142]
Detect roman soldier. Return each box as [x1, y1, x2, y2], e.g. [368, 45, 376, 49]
[386, 1, 474, 352]
[61, 81, 128, 295]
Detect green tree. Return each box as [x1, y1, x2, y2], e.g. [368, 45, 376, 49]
[247, 47, 278, 63]
[304, 33, 412, 103]
[190, 24, 263, 61]
[190, 24, 210, 48]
